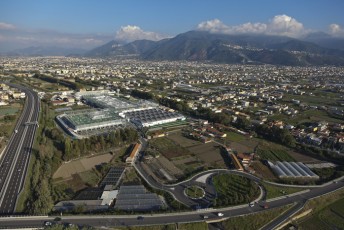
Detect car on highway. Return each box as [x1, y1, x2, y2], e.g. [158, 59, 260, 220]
[137, 216, 144, 220]
[217, 212, 224, 217]
[249, 202, 255, 207]
[15, 129, 18, 134]
[201, 215, 209, 219]
[44, 221, 52, 226]
[260, 203, 269, 209]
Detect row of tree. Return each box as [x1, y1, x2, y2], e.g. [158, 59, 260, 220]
[63, 128, 138, 161]
[26, 151, 54, 214]
[33, 73, 83, 90]
[254, 124, 296, 147]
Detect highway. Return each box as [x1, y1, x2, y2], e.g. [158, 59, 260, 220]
[0, 180, 343, 229]
[0, 84, 40, 214]
[0, 86, 343, 228]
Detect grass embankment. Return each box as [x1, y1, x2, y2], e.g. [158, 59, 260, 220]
[213, 173, 260, 207]
[262, 182, 306, 199]
[294, 188, 344, 229]
[221, 204, 293, 230]
[15, 154, 36, 212]
[113, 222, 207, 230]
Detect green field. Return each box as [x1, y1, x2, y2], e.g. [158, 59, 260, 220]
[283, 93, 341, 107]
[224, 131, 246, 142]
[78, 170, 100, 187]
[149, 137, 191, 159]
[256, 145, 294, 162]
[0, 107, 19, 115]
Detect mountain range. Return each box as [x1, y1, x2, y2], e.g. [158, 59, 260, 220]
[86, 31, 344, 66]
[4, 30, 344, 66]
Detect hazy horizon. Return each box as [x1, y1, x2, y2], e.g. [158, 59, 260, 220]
[1, 0, 344, 52]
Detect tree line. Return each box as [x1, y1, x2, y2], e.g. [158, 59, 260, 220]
[62, 128, 138, 161]
[33, 73, 83, 90]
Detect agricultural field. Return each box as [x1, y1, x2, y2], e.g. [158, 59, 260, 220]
[219, 132, 258, 153]
[283, 92, 342, 107]
[251, 161, 277, 180]
[53, 153, 113, 180]
[187, 142, 225, 167]
[224, 131, 246, 142]
[256, 142, 295, 162]
[286, 149, 321, 163]
[148, 136, 191, 159]
[167, 131, 201, 148]
[146, 131, 228, 182]
[78, 170, 101, 187]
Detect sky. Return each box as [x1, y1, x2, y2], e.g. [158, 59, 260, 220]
[1, 0, 344, 51]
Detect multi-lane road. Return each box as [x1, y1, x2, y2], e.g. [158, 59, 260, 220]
[0, 85, 343, 229]
[0, 178, 343, 229]
[0, 84, 40, 214]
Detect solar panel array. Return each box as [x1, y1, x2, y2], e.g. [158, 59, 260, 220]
[125, 108, 183, 123]
[99, 167, 125, 188]
[114, 185, 164, 211]
[74, 188, 103, 200]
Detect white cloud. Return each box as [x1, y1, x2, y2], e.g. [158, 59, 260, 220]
[0, 28, 112, 51]
[0, 22, 16, 30]
[329, 23, 344, 36]
[115, 25, 167, 41]
[197, 15, 305, 37]
[268, 15, 304, 37]
[197, 19, 231, 34]
[233, 22, 267, 34]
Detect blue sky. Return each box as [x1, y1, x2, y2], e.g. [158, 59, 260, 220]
[1, 0, 344, 51]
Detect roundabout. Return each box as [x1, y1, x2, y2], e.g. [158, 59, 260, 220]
[184, 185, 205, 199]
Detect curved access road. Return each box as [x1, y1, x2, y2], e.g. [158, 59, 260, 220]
[134, 137, 265, 208]
[0, 179, 343, 229]
[0, 84, 40, 215]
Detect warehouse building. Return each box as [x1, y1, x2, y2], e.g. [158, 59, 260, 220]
[57, 94, 186, 137]
[82, 94, 157, 112]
